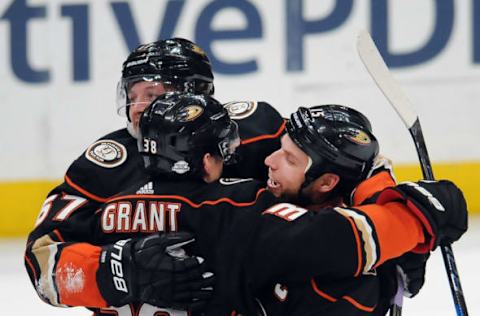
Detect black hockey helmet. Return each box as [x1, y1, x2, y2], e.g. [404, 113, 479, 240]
[138, 92, 239, 178]
[286, 104, 379, 194]
[116, 38, 214, 119]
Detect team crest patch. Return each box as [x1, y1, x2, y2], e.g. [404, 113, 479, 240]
[224, 101, 258, 120]
[347, 130, 371, 145]
[179, 105, 204, 122]
[85, 140, 127, 168]
[189, 43, 207, 57]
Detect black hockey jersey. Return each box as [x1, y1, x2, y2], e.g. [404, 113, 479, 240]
[204, 170, 426, 315]
[91, 177, 277, 315]
[27, 169, 426, 316]
[24, 101, 430, 316]
[24, 101, 285, 311]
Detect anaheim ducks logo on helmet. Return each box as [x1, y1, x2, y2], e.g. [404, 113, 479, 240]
[178, 105, 204, 122]
[189, 43, 207, 57]
[346, 129, 371, 145]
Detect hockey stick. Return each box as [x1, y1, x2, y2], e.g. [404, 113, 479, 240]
[356, 30, 469, 316]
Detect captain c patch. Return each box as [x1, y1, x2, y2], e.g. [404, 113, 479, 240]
[85, 140, 127, 168]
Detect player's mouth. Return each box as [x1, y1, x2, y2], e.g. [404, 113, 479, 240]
[267, 175, 282, 196]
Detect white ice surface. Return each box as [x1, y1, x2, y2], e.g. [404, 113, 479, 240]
[1, 218, 479, 315]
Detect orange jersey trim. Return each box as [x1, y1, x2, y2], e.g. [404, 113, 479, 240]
[311, 279, 376, 312]
[240, 120, 286, 145]
[65, 175, 109, 203]
[352, 170, 396, 205]
[106, 188, 268, 208]
[56, 243, 107, 308]
[357, 202, 424, 268]
[310, 279, 337, 302]
[342, 295, 376, 312]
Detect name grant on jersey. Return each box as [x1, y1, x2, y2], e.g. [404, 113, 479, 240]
[101, 201, 181, 233]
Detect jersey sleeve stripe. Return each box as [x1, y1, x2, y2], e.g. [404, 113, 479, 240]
[334, 207, 378, 273]
[340, 214, 363, 277]
[358, 202, 425, 267]
[31, 234, 64, 306]
[240, 120, 286, 145]
[106, 188, 268, 208]
[65, 175, 109, 203]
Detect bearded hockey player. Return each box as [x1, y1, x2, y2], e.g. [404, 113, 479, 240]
[207, 105, 468, 315]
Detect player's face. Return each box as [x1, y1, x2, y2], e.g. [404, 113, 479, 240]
[128, 81, 173, 133]
[264, 135, 309, 198]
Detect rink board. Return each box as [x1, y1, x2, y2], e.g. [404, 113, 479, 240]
[1, 161, 479, 237]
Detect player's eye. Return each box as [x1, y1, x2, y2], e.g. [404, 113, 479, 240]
[128, 93, 140, 103]
[286, 155, 296, 165]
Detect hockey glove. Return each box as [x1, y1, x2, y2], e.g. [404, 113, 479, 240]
[97, 232, 214, 310]
[396, 252, 430, 298]
[376, 180, 468, 251]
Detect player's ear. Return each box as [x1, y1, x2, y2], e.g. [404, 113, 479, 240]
[202, 153, 223, 183]
[312, 173, 340, 193]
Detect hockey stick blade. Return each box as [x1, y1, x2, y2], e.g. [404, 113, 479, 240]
[357, 30, 417, 129]
[356, 29, 469, 316]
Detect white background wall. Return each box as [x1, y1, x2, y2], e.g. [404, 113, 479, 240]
[1, 0, 480, 180]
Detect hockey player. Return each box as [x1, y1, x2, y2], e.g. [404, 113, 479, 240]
[24, 38, 461, 315]
[24, 38, 285, 313]
[24, 38, 217, 311]
[91, 93, 465, 316]
[205, 104, 468, 315]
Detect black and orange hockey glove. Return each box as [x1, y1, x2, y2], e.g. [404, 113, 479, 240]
[97, 232, 214, 310]
[376, 180, 468, 252]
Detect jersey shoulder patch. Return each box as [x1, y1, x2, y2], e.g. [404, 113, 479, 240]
[224, 101, 258, 120]
[85, 139, 127, 168]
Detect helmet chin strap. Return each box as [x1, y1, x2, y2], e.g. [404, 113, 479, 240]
[300, 156, 315, 189]
[295, 156, 315, 206]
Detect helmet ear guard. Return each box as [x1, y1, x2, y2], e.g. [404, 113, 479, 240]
[287, 105, 379, 195]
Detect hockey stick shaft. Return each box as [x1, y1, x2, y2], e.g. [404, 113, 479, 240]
[356, 30, 468, 316]
[410, 118, 468, 316]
